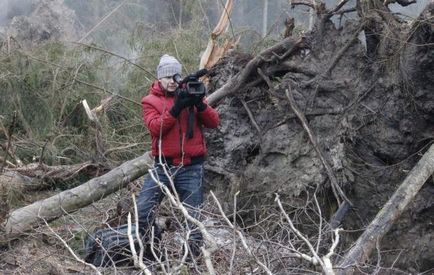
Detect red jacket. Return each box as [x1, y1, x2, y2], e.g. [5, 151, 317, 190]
[141, 81, 220, 165]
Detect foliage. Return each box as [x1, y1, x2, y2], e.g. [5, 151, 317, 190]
[0, 8, 213, 172]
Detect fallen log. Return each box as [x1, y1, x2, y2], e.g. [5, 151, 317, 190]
[2, 152, 153, 239]
[337, 143, 434, 274]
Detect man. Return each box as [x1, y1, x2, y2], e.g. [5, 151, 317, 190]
[137, 54, 220, 260]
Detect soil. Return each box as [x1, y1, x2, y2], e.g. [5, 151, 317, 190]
[204, 12, 434, 273]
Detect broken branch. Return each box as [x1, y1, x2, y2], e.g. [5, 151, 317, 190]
[338, 143, 434, 274]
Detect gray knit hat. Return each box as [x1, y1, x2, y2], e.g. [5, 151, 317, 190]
[156, 54, 182, 79]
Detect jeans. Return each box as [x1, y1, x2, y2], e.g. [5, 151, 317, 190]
[136, 163, 204, 246]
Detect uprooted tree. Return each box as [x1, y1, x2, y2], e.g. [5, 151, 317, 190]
[0, 0, 433, 274]
[205, 0, 434, 272]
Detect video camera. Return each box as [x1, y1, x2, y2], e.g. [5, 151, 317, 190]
[173, 69, 208, 97]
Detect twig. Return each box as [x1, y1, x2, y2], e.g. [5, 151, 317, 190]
[103, 143, 141, 157]
[275, 194, 322, 266]
[38, 141, 49, 166]
[148, 169, 218, 275]
[323, 228, 343, 273]
[257, 68, 286, 101]
[72, 42, 155, 80]
[285, 86, 351, 206]
[328, 0, 351, 17]
[322, 24, 363, 76]
[16, 50, 140, 106]
[75, 79, 140, 106]
[289, 0, 316, 9]
[314, 194, 323, 254]
[276, 193, 339, 275]
[132, 195, 145, 267]
[127, 213, 152, 275]
[211, 191, 273, 275]
[229, 191, 239, 273]
[42, 219, 102, 275]
[1, 112, 17, 173]
[78, 0, 129, 43]
[240, 99, 262, 134]
[0, 156, 16, 168]
[333, 7, 357, 15]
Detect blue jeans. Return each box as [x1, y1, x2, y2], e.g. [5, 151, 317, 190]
[136, 163, 204, 245]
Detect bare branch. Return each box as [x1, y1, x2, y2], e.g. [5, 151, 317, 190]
[211, 191, 273, 275]
[127, 213, 152, 275]
[42, 218, 102, 275]
[240, 99, 262, 134]
[148, 168, 218, 275]
[275, 194, 321, 266]
[289, 0, 315, 9]
[338, 143, 434, 274]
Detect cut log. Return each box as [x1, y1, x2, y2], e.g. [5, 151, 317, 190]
[337, 144, 434, 274]
[2, 152, 154, 239]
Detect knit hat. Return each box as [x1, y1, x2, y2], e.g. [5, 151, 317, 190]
[156, 54, 182, 79]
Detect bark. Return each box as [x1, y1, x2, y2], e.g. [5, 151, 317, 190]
[1, 152, 154, 239]
[337, 144, 434, 274]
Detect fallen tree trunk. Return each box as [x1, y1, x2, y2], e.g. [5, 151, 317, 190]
[337, 143, 434, 274]
[1, 152, 153, 239]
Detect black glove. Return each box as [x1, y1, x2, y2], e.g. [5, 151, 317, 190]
[170, 90, 195, 117]
[194, 95, 207, 112]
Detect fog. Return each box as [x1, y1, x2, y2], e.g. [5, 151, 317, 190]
[0, 0, 430, 55]
[0, 0, 36, 25]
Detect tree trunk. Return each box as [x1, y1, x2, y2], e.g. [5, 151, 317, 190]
[1, 152, 153, 240]
[262, 0, 269, 37]
[337, 144, 434, 274]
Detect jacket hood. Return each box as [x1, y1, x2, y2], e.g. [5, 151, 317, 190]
[149, 80, 177, 97]
[149, 81, 165, 97]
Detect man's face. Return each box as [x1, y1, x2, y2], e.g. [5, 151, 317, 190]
[159, 76, 178, 93]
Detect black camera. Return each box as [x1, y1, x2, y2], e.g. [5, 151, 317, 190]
[173, 69, 208, 96]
